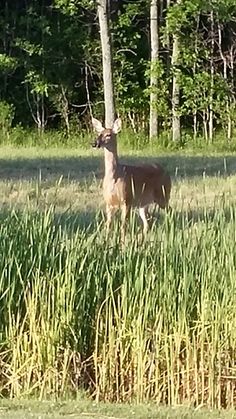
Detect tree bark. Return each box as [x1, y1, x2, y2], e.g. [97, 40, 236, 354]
[229, 45, 235, 139]
[218, 23, 232, 141]
[193, 14, 200, 140]
[208, 9, 214, 143]
[97, 0, 115, 128]
[149, 0, 159, 139]
[165, 0, 171, 75]
[171, 32, 180, 141]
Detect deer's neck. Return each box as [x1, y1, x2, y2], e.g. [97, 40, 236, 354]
[104, 142, 118, 178]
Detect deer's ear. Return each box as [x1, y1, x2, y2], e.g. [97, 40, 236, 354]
[112, 118, 122, 134]
[92, 118, 104, 134]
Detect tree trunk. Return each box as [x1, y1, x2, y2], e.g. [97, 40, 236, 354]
[97, 0, 115, 128]
[218, 23, 232, 141]
[193, 14, 200, 140]
[229, 45, 235, 139]
[208, 10, 214, 143]
[165, 0, 171, 75]
[203, 111, 208, 141]
[171, 32, 180, 141]
[149, 0, 159, 139]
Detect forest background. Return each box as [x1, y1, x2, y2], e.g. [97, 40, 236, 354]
[0, 0, 236, 150]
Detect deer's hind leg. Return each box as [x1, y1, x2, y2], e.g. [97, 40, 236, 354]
[155, 183, 171, 211]
[139, 207, 149, 236]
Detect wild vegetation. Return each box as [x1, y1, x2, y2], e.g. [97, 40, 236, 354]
[1, 0, 236, 413]
[0, 147, 235, 409]
[0, 0, 236, 145]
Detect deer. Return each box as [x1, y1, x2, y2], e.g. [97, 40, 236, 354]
[92, 117, 171, 238]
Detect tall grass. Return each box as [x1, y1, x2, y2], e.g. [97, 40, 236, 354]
[4, 125, 236, 153]
[0, 204, 236, 407]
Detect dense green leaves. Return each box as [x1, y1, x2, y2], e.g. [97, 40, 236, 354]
[0, 0, 235, 143]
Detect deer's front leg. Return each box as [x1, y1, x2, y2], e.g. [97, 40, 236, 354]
[121, 204, 130, 242]
[106, 204, 115, 235]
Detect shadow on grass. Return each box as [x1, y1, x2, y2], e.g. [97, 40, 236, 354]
[0, 203, 234, 244]
[0, 156, 103, 182]
[55, 203, 236, 237]
[54, 208, 104, 233]
[126, 154, 236, 179]
[154, 205, 236, 230]
[0, 154, 235, 183]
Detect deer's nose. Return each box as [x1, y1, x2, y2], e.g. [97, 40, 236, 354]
[92, 138, 101, 148]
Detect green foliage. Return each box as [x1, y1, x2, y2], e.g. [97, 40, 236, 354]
[180, 72, 231, 126]
[14, 38, 43, 56]
[0, 53, 18, 72]
[0, 101, 14, 138]
[0, 0, 235, 144]
[112, 1, 149, 121]
[25, 70, 50, 96]
[113, 3, 143, 49]
[53, 0, 80, 15]
[145, 60, 170, 126]
[165, 0, 202, 37]
[54, 0, 94, 15]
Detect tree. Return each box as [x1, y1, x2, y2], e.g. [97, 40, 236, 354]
[97, 0, 115, 127]
[170, 0, 181, 142]
[208, 8, 214, 142]
[0, 0, 236, 144]
[149, 0, 159, 139]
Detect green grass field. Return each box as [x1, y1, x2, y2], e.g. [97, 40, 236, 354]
[1, 146, 236, 416]
[1, 399, 236, 419]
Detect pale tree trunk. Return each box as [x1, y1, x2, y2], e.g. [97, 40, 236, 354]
[193, 15, 200, 140]
[97, 0, 115, 128]
[171, 35, 180, 141]
[165, 0, 171, 75]
[218, 23, 232, 140]
[203, 111, 208, 141]
[229, 45, 235, 138]
[149, 0, 159, 139]
[60, 85, 70, 137]
[208, 10, 214, 142]
[171, 0, 181, 142]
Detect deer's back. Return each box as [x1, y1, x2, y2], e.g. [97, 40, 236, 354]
[103, 163, 171, 208]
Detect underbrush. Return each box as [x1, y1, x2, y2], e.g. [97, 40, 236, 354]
[1, 126, 236, 154]
[0, 205, 236, 407]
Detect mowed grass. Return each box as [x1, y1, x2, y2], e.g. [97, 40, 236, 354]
[1, 399, 236, 419]
[0, 146, 236, 411]
[0, 146, 235, 213]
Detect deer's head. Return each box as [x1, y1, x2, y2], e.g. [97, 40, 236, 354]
[92, 118, 121, 150]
